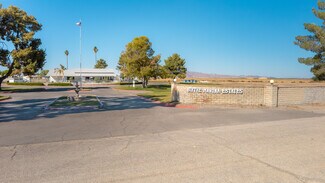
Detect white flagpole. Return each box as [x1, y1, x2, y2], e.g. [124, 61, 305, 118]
[77, 20, 82, 89]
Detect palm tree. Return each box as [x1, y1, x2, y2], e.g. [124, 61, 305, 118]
[64, 50, 69, 69]
[93, 46, 98, 63]
[54, 64, 66, 82]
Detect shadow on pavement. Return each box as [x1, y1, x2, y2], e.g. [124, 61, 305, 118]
[0, 86, 112, 93]
[0, 98, 57, 122]
[0, 95, 161, 123]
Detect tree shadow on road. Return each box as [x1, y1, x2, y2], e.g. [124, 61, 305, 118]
[0, 98, 57, 122]
[0, 95, 162, 123]
[0, 86, 112, 93]
[101, 96, 161, 110]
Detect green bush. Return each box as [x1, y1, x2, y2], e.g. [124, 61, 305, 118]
[7, 82, 44, 86]
[48, 83, 72, 86]
[119, 82, 143, 85]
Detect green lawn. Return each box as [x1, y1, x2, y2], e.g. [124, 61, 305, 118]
[47, 83, 72, 86]
[117, 85, 172, 103]
[0, 95, 11, 101]
[50, 96, 99, 107]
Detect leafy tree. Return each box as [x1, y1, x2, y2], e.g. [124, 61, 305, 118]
[0, 5, 46, 90]
[0, 70, 8, 77]
[94, 58, 108, 69]
[93, 46, 98, 63]
[164, 53, 187, 79]
[117, 36, 161, 88]
[39, 69, 49, 77]
[64, 50, 69, 69]
[158, 66, 170, 79]
[295, 0, 325, 80]
[153, 65, 166, 79]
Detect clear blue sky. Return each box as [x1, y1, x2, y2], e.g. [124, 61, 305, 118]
[1, 0, 319, 78]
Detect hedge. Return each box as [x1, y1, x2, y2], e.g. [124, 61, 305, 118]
[48, 83, 72, 86]
[119, 82, 143, 85]
[7, 82, 44, 86]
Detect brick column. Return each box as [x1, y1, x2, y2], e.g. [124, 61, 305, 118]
[264, 84, 278, 107]
[171, 82, 179, 102]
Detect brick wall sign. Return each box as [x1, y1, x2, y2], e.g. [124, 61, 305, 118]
[187, 87, 243, 94]
[172, 84, 325, 107]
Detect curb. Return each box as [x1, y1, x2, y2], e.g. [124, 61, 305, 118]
[96, 96, 104, 109]
[0, 96, 11, 102]
[1, 88, 46, 93]
[43, 96, 61, 110]
[43, 95, 104, 111]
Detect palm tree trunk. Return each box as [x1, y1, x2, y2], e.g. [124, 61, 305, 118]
[66, 56, 69, 70]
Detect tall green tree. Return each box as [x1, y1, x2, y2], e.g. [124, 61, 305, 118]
[93, 46, 98, 64]
[0, 5, 46, 90]
[64, 50, 69, 69]
[164, 53, 187, 79]
[117, 36, 161, 87]
[295, 0, 325, 80]
[94, 58, 108, 69]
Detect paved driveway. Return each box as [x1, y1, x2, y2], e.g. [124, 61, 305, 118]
[0, 87, 325, 182]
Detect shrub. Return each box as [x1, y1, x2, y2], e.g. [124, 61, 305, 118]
[7, 82, 44, 86]
[48, 83, 72, 86]
[119, 82, 143, 85]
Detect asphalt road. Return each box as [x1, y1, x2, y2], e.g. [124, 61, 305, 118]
[0, 87, 325, 182]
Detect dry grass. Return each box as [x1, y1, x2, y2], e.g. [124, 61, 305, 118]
[117, 85, 171, 103]
[0, 95, 11, 101]
[150, 78, 325, 87]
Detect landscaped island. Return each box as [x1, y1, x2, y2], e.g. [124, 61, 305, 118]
[48, 95, 103, 109]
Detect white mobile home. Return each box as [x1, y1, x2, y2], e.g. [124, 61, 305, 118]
[47, 68, 116, 83]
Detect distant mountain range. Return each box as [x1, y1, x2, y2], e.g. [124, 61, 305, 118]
[186, 71, 269, 79]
